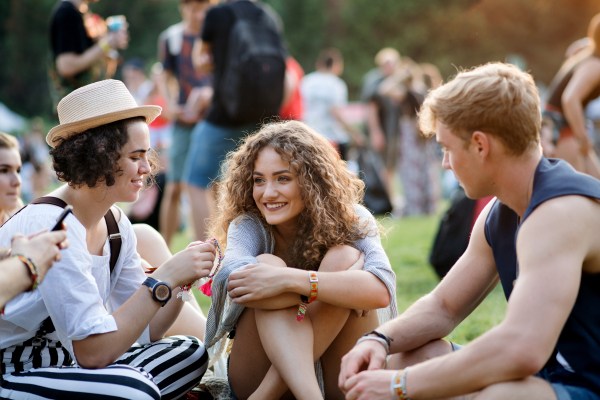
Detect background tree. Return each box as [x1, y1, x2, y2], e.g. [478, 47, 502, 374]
[0, 0, 598, 120]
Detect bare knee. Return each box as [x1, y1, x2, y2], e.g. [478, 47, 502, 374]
[256, 254, 287, 268]
[387, 339, 453, 369]
[320, 245, 361, 272]
[133, 223, 171, 265]
[471, 376, 556, 400]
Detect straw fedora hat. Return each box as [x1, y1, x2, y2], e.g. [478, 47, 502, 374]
[46, 79, 162, 147]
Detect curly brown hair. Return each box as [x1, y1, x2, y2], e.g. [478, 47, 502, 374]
[50, 116, 158, 188]
[209, 120, 374, 271]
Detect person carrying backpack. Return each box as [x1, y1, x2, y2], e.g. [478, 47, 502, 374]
[186, 0, 287, 241]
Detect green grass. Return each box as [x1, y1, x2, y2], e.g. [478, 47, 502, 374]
[171, 213, 506, 343]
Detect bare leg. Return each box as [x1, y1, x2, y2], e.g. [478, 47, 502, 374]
[472, 376, 557, 400]
[186, 184, 215, 241]
[159, 182, 182, 247]
[246, 247, 377, 400]
[165, 301, 206, 338]
[387, 340, 473, 400]
[133, 223, 206, 339]
[134, 223, 172, 267]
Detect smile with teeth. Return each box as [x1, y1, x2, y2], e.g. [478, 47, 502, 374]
[265, 202, 287, 210]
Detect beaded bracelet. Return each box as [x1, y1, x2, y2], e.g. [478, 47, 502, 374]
[179, 238, 223, 300]
[297, 271, 318, 322]
[390, 367, 411, 400]
[14, 254, 40, 291]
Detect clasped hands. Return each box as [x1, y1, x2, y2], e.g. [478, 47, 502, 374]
[338, 340, 396, 400]
[227, 254, 370, 317]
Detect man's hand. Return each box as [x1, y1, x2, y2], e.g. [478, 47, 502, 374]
[342, 369, 396, 400]
[11, 229, 68, 283]
[339, 340, 388, 392]
[105, 27, 129, 50]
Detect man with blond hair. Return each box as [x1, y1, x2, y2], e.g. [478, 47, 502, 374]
[339, 62, 600, 399]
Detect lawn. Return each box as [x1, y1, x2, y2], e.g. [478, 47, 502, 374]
[171, 212, 506, 344]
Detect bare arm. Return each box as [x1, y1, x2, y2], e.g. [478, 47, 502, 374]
[377, 68, 411, 101]
[339, 201, 499, 392]
[381, 201, 499, 353]
[562, 58, 600, 148]
[367, 101, 386, 152]
[331, 106, 367, 147]
[192, 40, 213, 73]
[404, 196, 589, 399]
[228, 259, 389, 311]
[72, 242, 215, 369]
[0, 231, 68, 309]
[56, 31, 126, 78]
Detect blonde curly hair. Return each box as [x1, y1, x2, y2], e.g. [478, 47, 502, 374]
[209, 120, 373, 271]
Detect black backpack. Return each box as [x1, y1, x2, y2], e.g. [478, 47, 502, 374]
[220, 3, 286, 124]
[429, 188, 475, 279]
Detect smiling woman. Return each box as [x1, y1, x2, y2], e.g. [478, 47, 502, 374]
[0, 80, 215, 399]
[205, 120, 398, 400]
[0, 132, 23, 225]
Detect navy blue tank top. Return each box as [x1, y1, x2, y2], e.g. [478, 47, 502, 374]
[485, 157, 600, 392]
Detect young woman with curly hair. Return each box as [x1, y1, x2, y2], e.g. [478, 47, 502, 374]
[0, 80, 215, 399]
[204, 120, 397, 400]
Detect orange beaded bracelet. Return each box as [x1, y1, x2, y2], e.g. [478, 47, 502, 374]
[297, 271, 318, 322]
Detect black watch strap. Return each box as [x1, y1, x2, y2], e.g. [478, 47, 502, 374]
[366, 330, 393, 348]
[143, 277, 172, 306]
[143, 276, 159, 290]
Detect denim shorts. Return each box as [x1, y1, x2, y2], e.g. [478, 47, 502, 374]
[183, 120, 258, 188]
[452, 344, 599, 399]
[167, 122, 194, 183]
[537, 364, 600, 400]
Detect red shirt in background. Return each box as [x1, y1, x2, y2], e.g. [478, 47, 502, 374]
[279, 56, 304, 121]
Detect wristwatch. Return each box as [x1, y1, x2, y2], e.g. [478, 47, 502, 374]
[143, 277, 172, 307]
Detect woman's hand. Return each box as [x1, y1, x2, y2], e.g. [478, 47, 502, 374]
[151, 241, 216, 288]
[11, 229, 69, 283]
[227, 263, 297, 304]
[349, 254, 370, 317]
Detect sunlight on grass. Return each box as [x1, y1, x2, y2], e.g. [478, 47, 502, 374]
[172, 212, 506, 343]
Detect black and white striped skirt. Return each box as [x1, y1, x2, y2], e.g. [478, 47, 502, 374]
[0, 335, 208, 399]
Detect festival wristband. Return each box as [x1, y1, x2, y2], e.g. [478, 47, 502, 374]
[98, 38, 111, 54]
[366, 330, 393, 349]
[297, 271, 319, 322]
[14, 254, 39, 291]
[356, 335, 390, 354]
[390, 367, 411, 400]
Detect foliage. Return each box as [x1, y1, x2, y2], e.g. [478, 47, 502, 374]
[1, 0, 599, 118]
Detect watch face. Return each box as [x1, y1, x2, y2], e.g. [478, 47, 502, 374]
[155, 284, 170, 301]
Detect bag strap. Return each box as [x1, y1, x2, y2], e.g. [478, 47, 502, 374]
[29, 197, 121, 274]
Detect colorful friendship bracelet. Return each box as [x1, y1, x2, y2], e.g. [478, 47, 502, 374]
[179, 238, 223, 300]
[390, 367, 411, 400]
[14, 254, 39, 291]
[297, 271, 318, 322]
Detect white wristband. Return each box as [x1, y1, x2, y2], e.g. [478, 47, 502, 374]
[356, 335, 390, 354]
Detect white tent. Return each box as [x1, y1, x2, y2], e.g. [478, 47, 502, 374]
[0, 102, 26, 133]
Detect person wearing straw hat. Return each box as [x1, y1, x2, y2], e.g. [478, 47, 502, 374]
[0, 79, 215, 399]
